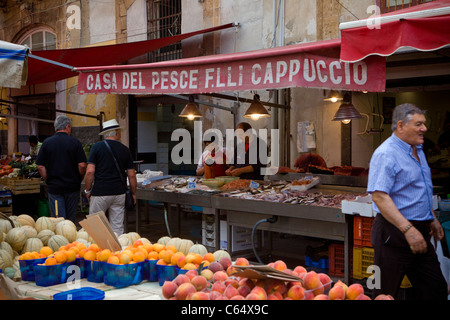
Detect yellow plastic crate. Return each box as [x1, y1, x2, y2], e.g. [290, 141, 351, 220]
[352, 246, 411, 288]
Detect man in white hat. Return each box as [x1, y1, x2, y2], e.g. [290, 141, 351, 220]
[84, 119, 137, 236]
[36, 115, 87, 222]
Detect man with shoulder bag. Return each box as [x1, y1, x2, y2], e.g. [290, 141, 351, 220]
[84, 119, 137, 236]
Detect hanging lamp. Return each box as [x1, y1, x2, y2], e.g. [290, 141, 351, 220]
[243, 94, 271, 121]
[332, 92, 362, 124]
[179, 95, 203, 120]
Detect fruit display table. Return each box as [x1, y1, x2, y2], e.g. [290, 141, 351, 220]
[14, 278, 164, 300]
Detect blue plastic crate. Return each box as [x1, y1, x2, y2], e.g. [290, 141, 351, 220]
[85, 260, 104, 283]
[19, 257, 46, 281]
[305, 256, 329, 270]
[143, 259, 158, 282]
[53, 287, 105, 300]
[156, 264, 177, 286]
[103, 261, 144, 288]
[33, 263, 73, 287]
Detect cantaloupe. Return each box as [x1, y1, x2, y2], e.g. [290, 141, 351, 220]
[35, 216, 55, 233]
[166, 237, 181, 250]
[76, 230, 90, 242]
[118, 236, 131, 247]
[9, 216, 22, 227]
[37, 229, 55, 246]
[188, 244, 208, 257]
[0, 241, 13, 257]
[21, 225, 38, 239]
[55, 221, 77, 242]
[0, 249, 13, 270]
[0, 229, 2, 243]
[177, 239, 194, 256]
[16, 214, 35, 228]
[126, 232, 141, 244]
[5, 227, 27, 252]
[138, 238, 151, 245]
[157, 236, 171, 245]
[23, 238, 44, 254]
[213, 249, 231, 262]
[0, 219, 13, 234]
[47, 235, 69, 252]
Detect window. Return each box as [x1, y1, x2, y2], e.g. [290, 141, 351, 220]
[380, 0, 435, 14]
[19, 29, 56, 50]
[147, 0, 182, 62]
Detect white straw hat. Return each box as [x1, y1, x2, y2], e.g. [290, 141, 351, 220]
[99, 119, 122, 135]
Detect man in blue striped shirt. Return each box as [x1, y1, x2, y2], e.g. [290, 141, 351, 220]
[368, 103, 447, 300]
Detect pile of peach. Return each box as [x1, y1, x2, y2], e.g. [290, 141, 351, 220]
[163, 257, 394, 300]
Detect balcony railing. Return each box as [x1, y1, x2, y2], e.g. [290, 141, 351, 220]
[379, 0, 435, 13]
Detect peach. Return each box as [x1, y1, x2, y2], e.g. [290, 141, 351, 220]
[211, 281, 227, 294]
[237, 284, 252, 298]
[318, 273, 332, 290]
[226, 265, 238, 276]
[250, 286, 268, 300]
[328, 285, 346, 300]
[239, 278, 255, 290]
[313, 294, 330, 300]
[264, 279, 287, 295]
[304, 291, 315, 300]
[215, 295, 229, 300]
[272, 260, 287, 271]
[188, 291, 210, 300]
[375, 294, 394, 300]
[333, 280, 348, 297]
[303, 271, 322, 292]
[230, 295, 245, 300]
[203, 252, 215, 263]
[224, 278, 239, 289]
[235, 257, 249, 266]
[224, 284, 240, 299]
[268, 292, 283, 300]
[173, 274, 191, 286]
[184, 269, 199, 280]
[174, 282, 197, 300]
[246, 293, 262, 300]
[200, 268, 214, 281]
[209, 291, 222, 300]
[213, 270, 228, 282]
[219, 256, 232, 270]
[191, 275, 208, 291]
[162, 281, 178, 299]
[176, 255, 186, 269]
[347, 283, 365, 300]
[356, 294, 371, 300]
[287, 285, 305, 300]
[293, 265, 307, 276]
[208, 261, 224, 273]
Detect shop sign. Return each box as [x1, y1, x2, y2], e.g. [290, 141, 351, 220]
[77, 53, 385, 94]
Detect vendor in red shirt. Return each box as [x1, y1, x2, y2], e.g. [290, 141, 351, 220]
[196, 139, 228, 179]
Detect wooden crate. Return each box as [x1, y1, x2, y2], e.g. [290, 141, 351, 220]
[0, 205, 13, 216]
[5, 178, 41, 195]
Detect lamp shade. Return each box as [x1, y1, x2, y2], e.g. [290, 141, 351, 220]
[179, 97, 203, 120]
[243, 94, 270, 121]
[332, 93, 362, 122]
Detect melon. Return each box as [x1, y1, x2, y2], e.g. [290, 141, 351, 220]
[75, 238, 90, 247]
[213, 249, 231, 262]
[4, 267, 16, 279]
[35, 216, 55, 233]
[9, 216, 22, 227]
[0, 219, 13, 234]
[77, 230, 90, 242]
[0, 229, 2, 243]
[126, 232, 141, 244]
[138, 238, 151, 245]
[0, 241, 13, 257]
[37, 229, 55, 246]
[5, 228, 27, 252]
[118, 236, 131, 247]
[16, 214, 35, 228]
[47, 235, 69, 252]
[188, 244, 208, 257]
[51, 217, 65, 228]
[177, 239, 194, 256]
[21, 225, 38, 239]
[23, 238, 44, 254]
[157, 236, 171, 245]
[0, 249, 13, 270]
[55, 221, 77, 242]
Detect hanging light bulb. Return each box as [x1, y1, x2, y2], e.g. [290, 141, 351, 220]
[332, 92, 362, 124]
[243, 94, 270, 120]
[324, 90, 343, 103]
[179, 95, 203, 120]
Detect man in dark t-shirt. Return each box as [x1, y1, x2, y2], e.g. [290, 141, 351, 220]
[84, 119, 137, 236]
[36, 115, 87, 222]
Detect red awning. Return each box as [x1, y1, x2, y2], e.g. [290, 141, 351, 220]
[76, 38, 387, 94]
[26, 23, 235, 86]
[340, 0, 450, 62]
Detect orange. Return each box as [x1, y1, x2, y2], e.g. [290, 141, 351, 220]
[107, 255, 120, 265]
[65, 250, 77, 263]
[147, 251, 159, 260]
[186, 253, 202, 266]
[137, 247, 148, 258]
[182, 263, 197, 270]
[156, 259, 167, 265]
[176, 255, 187, 269]
[161, 250, 174, 265]
[203, 252, 215, 263]
[84, 250, 97, 261]
[165, 245, 177, 253]
[98, 249, 112, 262]
[88, 244, 100, 252]
[170, 252, 185, 266]
[142, 243, 153, 253]
[69, 246, 80, 255]
[40, 246, 53, 257]
[133, 239, 143, 248]
[31, 252, 41, 259]
[133, 251, 146, 263]
[78, 248, 88, 258]
[54, 251, 67, 264]
[118, 253, 130, 265]
[152, 243, 165, 253]
[121, 249, 134, 261]
[20, 252, 33, 260]
[45, 257, 57, 266]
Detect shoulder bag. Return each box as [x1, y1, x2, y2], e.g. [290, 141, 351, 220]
[103, 140, 135, 210]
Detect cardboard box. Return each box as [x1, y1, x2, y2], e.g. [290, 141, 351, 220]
[341, 194, 375, 217]
[79, 211, 121, 252]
